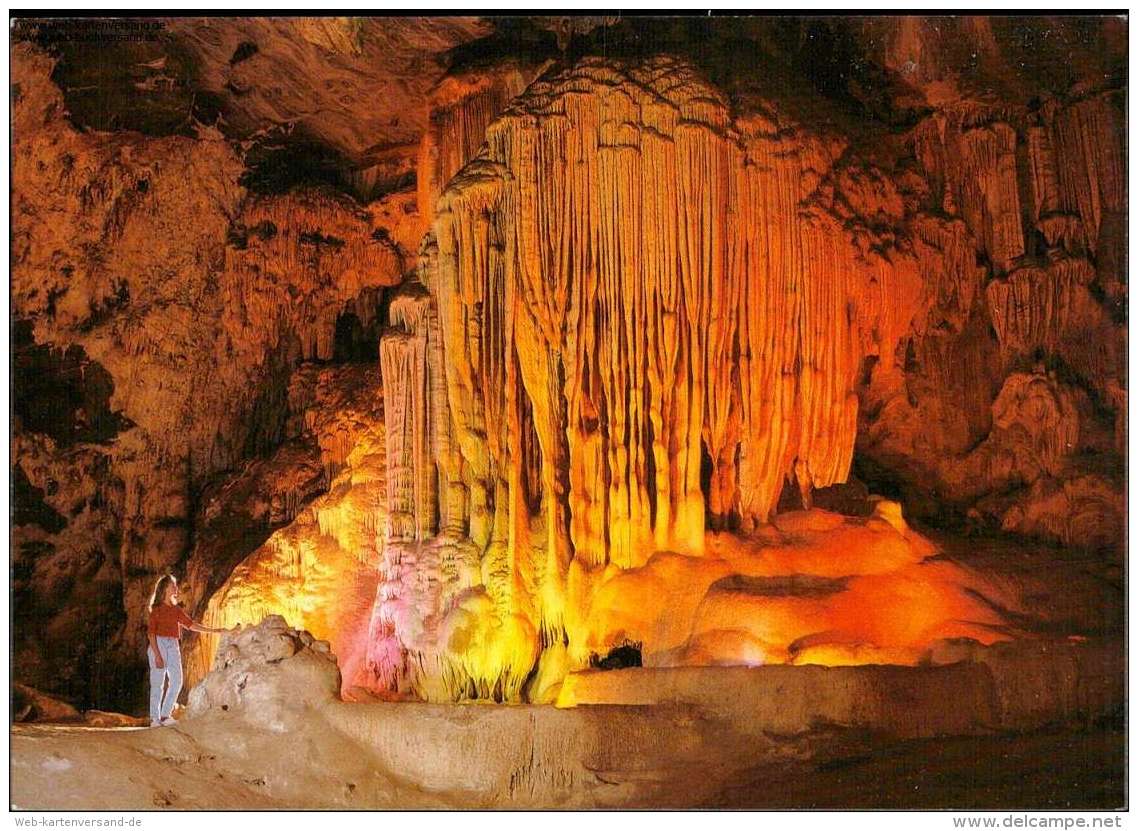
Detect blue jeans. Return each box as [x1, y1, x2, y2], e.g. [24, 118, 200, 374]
[148, 636, 182, 724]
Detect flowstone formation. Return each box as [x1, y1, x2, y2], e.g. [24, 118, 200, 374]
[186, 365, 388, 690]
[361, 39, 1125, 700]
[369, 57, 905, 699]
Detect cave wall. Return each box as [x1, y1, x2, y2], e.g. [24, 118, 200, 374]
[10, 42, 412, 709]
[857, 85, 1126, 545]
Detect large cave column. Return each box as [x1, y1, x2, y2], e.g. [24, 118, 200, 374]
[417, 240, 469, 539]
[432, 157, 534, 620]
[725, 109, 877, 527]
[662, 104, 736, 556]
[379, 279, 456, 546]
[426, 59, 901, 676]
[731, 123, 808, 528]
[795, 184, 873, 503]
[432, 161, 500, 550]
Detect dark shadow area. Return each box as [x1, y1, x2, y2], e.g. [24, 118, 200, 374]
[707, 724, 1125, 809]
[444, 17, 560, 72]
[11, 464, 67, 532]
[12, 19, 221, 137]
[850, 452, 966, 531]
[776, 475, 875, 517]
[333, 310, 380, 364]
[12, 319, 132, 447]
[239, 131, 358, 196]
[589, 641, 643, 670]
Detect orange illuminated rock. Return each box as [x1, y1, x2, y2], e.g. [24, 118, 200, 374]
[191, 365, 387, 694]
[432, 57, 905, 560]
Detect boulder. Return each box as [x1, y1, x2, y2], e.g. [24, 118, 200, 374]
[186, 616, 340, 728]
[12, 683, 82, 723]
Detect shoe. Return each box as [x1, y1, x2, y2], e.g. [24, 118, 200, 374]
[160, 717, 177, 726]
[150, 721, 162, 728]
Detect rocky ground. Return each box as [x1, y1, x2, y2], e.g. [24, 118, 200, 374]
[10, 713, 1124, 809]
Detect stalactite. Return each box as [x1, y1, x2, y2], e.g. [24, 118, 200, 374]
[379, 331, 429, 541]
[416, 66, 540, 226]
[436, 58, 901, 560]
[379, 280, 457, 543]
[986, 257, 1098, 359]
[369, 57, 927, 697]
[912, 108, 1025, 272]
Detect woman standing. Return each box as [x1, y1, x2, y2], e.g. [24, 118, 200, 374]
[147, 574, 233, 727]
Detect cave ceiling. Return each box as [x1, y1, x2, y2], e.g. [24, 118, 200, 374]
[16, 15, 1125, 201]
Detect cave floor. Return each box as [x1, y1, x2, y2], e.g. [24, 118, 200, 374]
[706, 725, 1126, 809]
[10, 709, 1124, 810]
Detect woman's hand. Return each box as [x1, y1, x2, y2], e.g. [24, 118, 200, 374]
[154, 655, 165, 669]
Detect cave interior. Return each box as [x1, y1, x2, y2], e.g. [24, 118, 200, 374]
[9, 15, 1126, 733]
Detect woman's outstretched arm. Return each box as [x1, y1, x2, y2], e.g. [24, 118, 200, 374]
[189, 621, 235, 635]
[176, 603, 234, 636]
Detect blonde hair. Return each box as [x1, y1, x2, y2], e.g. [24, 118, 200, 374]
[148, 574, 178, 613]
